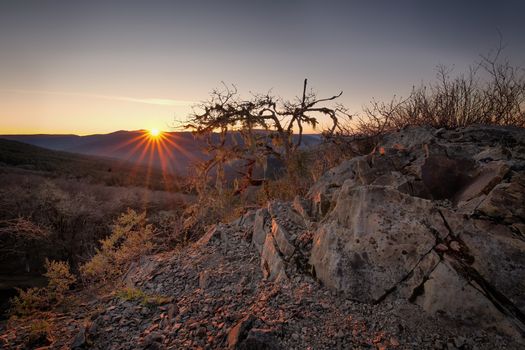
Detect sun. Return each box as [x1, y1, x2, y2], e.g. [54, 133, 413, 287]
[149, 128, 161, 137]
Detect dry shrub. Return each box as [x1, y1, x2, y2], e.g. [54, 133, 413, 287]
[337, 47, 525, 142]
[10, 259, 76, 316]
[44, 259, 76, 303]
[182, 189, 243, 240]
[149, 210, 185, 248]
[27, 319, 52, 348]
[10, 287, 47, 316]
[256, 145, 358, 203]
[80, 209, 154, 283]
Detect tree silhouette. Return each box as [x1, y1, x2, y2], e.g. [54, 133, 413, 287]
[184, 79, 350, 194]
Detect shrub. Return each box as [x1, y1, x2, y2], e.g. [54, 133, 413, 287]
[182, 189, 243, 239]
[43, 259, 76, 303]
[80, 209, 154, 283]
[27, 319, 52, 347]
[336, 47, 525, 142]
[10, 259, 75, 316]
[10, 287, 48, 316]
[149, 210, 185, 248]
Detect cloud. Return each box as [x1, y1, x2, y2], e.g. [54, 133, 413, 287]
[0, 89, 196, 106]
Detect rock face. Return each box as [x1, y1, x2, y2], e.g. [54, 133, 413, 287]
[307, 125, 525, 336]
[252, 201, 312, 283]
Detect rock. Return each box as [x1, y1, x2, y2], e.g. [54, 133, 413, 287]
[167, 304, 178, 320]
[414, 258, 517, 336]
[455, 161, 510, 203]
[260, 234, 287, 282]
[457, 195, 486, 216]
[449, 241, 461, 252]
[293, 196, 312, 221]
[461, 219, 525, 315]
[141, 331, 165, 349]
[268, 201, 306, 228]
[196, 224, 225, 247]
[390, 336, 400, 347]
[476, 174, 525, 223]
[306, 126, 525, 336]
[252, 208, 270, 253]
[453, 336, 466, 348]
[421, 155, 476, 200]
[271, 219, 295, 260]
[310, 185, 447, 302]
[227, 314, 256, 349]
[237, 210, 256, 229]
[71, 327, 86, 349]
[308, 157, 368, 218]
[241, 328, 280, 350]
[199, 270, 211, 290]
[474, 146, 512, 162]
[435, 243, 448, 252]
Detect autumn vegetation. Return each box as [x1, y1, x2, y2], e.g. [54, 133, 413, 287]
[3, 46, 524, 342]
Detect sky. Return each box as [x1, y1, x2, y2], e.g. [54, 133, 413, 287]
[1, 0, 524, 135]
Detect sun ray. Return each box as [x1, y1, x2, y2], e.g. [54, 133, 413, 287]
[103, 130, 188, 196]
[161, 133, 196, 161]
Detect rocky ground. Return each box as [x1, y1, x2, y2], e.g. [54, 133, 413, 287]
[1, 125, 524, 349]
[1, 222, 519, 349]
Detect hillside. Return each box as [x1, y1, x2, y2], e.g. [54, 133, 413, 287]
[0, 131, 322, 175]
[0, 139, 192, 319]
[1, 125, 524, 349]
[0, 138, 184, 192]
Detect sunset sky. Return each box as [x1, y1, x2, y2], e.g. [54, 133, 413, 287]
[1, 0, 524, 135]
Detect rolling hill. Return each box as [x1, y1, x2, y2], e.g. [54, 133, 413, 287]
[0, 138, 184, 192]
[0, 130, 322, 175]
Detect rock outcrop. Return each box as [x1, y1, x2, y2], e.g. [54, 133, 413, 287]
[305, 125, 525, 336]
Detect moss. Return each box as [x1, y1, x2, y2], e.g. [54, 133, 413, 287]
[116, 287, 172, 307]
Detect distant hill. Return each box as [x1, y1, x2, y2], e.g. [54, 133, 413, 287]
[0, 138, 184, 191]
[0, 130, 321, 175]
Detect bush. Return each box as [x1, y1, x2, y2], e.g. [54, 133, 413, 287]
[182, 189, 243, 239]
[10, 287, 48, 316]
[27, 320, 52, 347]
[342, 48, 525, 140]
[80, 209, 154, 283]
[43, 259, 76, 303]
[10, 259, 75, 316]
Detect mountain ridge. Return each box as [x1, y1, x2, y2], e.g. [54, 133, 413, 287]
[0, 130, 322, 175]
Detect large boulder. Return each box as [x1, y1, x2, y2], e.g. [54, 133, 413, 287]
[307, 126, 525, 336]
[310, 185, 446, 302]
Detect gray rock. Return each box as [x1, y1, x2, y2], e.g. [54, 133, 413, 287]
[305, 126, 525, 336]
[241, 328, 280, 350]
[71, 326, 86, 349]
[455, 161, 510, 203]
[260, 233, 287, 282]
[227, 314, 256, 349]
[252, 208, 270, 253]
[310, 185, 446, 302]
[476, 174, 525, 223]
[271, 219, 295, 260]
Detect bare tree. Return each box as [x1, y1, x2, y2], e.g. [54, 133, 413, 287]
[183, 79, 350, 194]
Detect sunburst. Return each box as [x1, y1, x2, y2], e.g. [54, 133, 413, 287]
[149, 128, 161, 137]
[106, 129, 197, 202]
